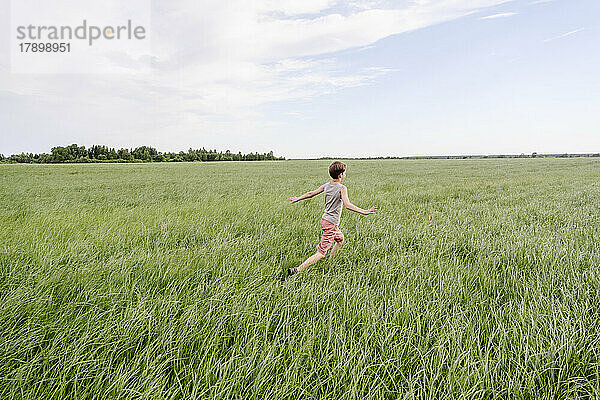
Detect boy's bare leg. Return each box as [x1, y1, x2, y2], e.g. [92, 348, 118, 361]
[297, 252, 325, 272]
[329, 240, 344, 259]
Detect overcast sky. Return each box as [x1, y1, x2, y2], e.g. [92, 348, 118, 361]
[1, 0, 598, 158]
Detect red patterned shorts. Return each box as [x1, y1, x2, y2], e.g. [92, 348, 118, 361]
[316, 218, 344, 255]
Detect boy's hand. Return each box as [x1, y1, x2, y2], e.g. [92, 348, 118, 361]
[364, 206, 377, 215]
[288, 197, 299, 204]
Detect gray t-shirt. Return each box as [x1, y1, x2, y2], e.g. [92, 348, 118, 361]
[322, 182, 343, 226]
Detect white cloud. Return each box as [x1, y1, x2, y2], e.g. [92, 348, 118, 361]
[1, 0, 515, 153]
[543, 28, 585, 43]
[262, 0, 337, 15]
[480, 12, 518, 19]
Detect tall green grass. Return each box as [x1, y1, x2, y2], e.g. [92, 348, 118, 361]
[1, 159, 600, 399]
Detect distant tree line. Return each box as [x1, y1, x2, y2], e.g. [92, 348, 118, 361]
[0, 144, 285, 163]
[315, 152, 600, 160]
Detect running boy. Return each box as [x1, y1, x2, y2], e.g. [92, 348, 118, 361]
[287, 161, 377, 275]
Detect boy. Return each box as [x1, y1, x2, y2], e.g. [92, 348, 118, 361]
[287, 161, 377, 275]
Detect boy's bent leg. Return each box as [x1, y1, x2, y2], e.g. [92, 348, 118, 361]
[329, 229, 345, 259]
[329, 239, 344, 259]
[297, 251, 325, 272]
[293, 219, 333, 274]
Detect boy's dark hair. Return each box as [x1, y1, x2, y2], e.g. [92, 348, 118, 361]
[329, 161, 346, 179]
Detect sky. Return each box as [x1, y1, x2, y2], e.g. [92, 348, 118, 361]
[0, 0, 598, 158]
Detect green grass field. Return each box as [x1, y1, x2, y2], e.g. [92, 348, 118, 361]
[2, 159, 600, 399]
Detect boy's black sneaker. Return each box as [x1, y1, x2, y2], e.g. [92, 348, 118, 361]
[288, 267, 298, 276]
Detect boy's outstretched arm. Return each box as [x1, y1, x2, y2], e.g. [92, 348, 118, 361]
[288, 184, 325, 204]
[341, 186, 377, 215]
